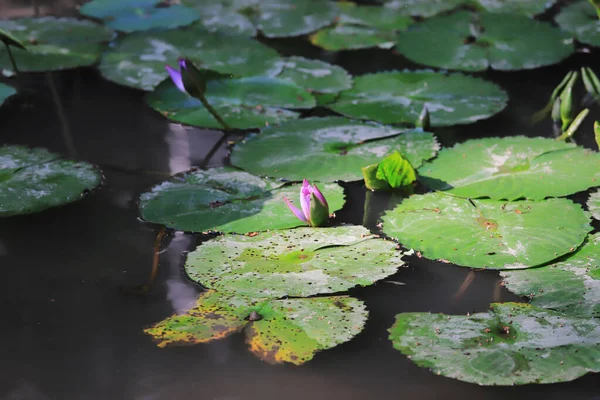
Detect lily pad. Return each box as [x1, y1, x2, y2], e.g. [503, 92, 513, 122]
[181, 1, 256, 36]
[395, 11, 574, 72]
[272, 57, 352, 94]
[589, 189, 600, 220]
[139, 167, 345, 233]
[79, 0, 200, 33]
[0, 82, 16, 106]
[381, 192, 591, 269]
[556, 0, 600, 47]
[145, 76, 315, 129]
[183, 0, 338, 38]
[0, 145, 102, 217]
[185, 225, 405, 298]
[145, 291, 367, 365]
[98, 27, 281, 91]
[310, 2, 412, 51]
[501, 233, 600, 318]
[230, 117, 439, 182]
[418, 137, 600, 200]
[389, 302, 600, 385]
[0, 17, 114, 74]
[326, 71, 508, 127]
[383, 0, 557, 17]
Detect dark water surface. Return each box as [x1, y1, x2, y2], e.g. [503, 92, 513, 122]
[2, 2, 600, 399]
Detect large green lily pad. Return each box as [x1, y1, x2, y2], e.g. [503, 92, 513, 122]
[0, 17, 114, 74]
[310, 2, 412, 51]
[183, 0, 338, 38]
[395, 11, 574, 72]
[389, 302, 600, 385]
[418, 137, 600, 200]
[79, 0, 200, 33]
[383, 0, 557, 17]
[556, 0, 600, 47]
[98, 26, 281, 91]
[185, 225, 405, 298]
[145, 291, 367, 365]
[589, 189, 600, 220]
[381, 192, 591, 269]
[139, 167, 345, 233]
[145, 76, 315, 129]
[0, 82, 16, 106]
[0, 145, 102, 216]
[230, 117, 439, 182]
[326, 71, 508, 127]
[501, 233, 600, 318]
[272, 57, 352, 94]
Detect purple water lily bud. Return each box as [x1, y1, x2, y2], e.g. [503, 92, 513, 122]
[165, 58, 206, 98]
[283, 179, 330, 227]
[165, 63, 185, 93]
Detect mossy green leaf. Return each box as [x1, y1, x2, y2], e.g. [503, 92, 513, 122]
[589, 189, 600, 220]
[389, 302, 600, 385]
[0, 146, 102, 217]
[272, 56, 352, 94]
[145, 76, 314, 129]
[0, 17, 113, 74]
[230, 117, 439, 182]
[381, 192, 591, 269]
[376, 151, 416, 189]
[418, 137, 600, 200]
[395, 11, 574, 72]
[556, 0, 600, 47]
[500, 233, 600, 318]
[185, 225, 405, 298]
[383, 0, 557, 17]
[326, 71, 508, 127]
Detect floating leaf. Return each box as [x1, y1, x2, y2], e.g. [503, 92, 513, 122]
[272, 56, 352, 94]
[589, 189, 600, 220]
[326, 71, 508, 127]
[381, 192, 591, 269]
[146, 76, 314, 129]
[500, 233, 600, 318]
[418, 137, 600, 200]
[145, 291, 367, 365]
[556, 0, 600, 47]
[185, 225, 405, 298]
[395, 11, 573, 72]
[310, 2, 412, 51]
[230, 117, 439, 182]
[139, 167, 344, 233]
[182, 1, 256, 36]
[0, 82, 16, 106]
[383, 0, 557, 17]
[79, 0, 200, 33]
[0, 146, 102, 217]
[98, 27, 281, 91]
[389, 302, 600, 385]
[0, 17, 113, 74]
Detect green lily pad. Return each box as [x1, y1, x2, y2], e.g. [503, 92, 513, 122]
[310, 2, 412, 51]
[0, 145, 102, 217]
[145, 76, 315, 129]
[272, 56, 352, 94]
[185, 225, 405, 298]
[395, 11, 574, 72]
[230, 117, 439, 182]
[383, 0, 557, 17]
[500, 233, 600, 318]
[381, 192, 591, 269]
[145, 291, 367, 365]
[326, 71, 508, 127]
[589, 189, 600, 220]
[0, 82, 16, 106]
[182, 1, 256, 36]
[389, 302, 600, 385]
[0, 17, 114, 74]
[556, 0, 600, 47]
[139, 167, 345, 233]
[183, 0, 338, 38]
[418, 137, 600, 201]
[79, 0, 200, 33]
[98, 27, 281, 91]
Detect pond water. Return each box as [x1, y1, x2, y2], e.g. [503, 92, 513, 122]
[1, 1, 600, 399]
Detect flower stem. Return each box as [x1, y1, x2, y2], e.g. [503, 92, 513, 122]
[4, 42, 19, 75]
[197, 94, 231, 131]
[199, 131, 230, 169]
